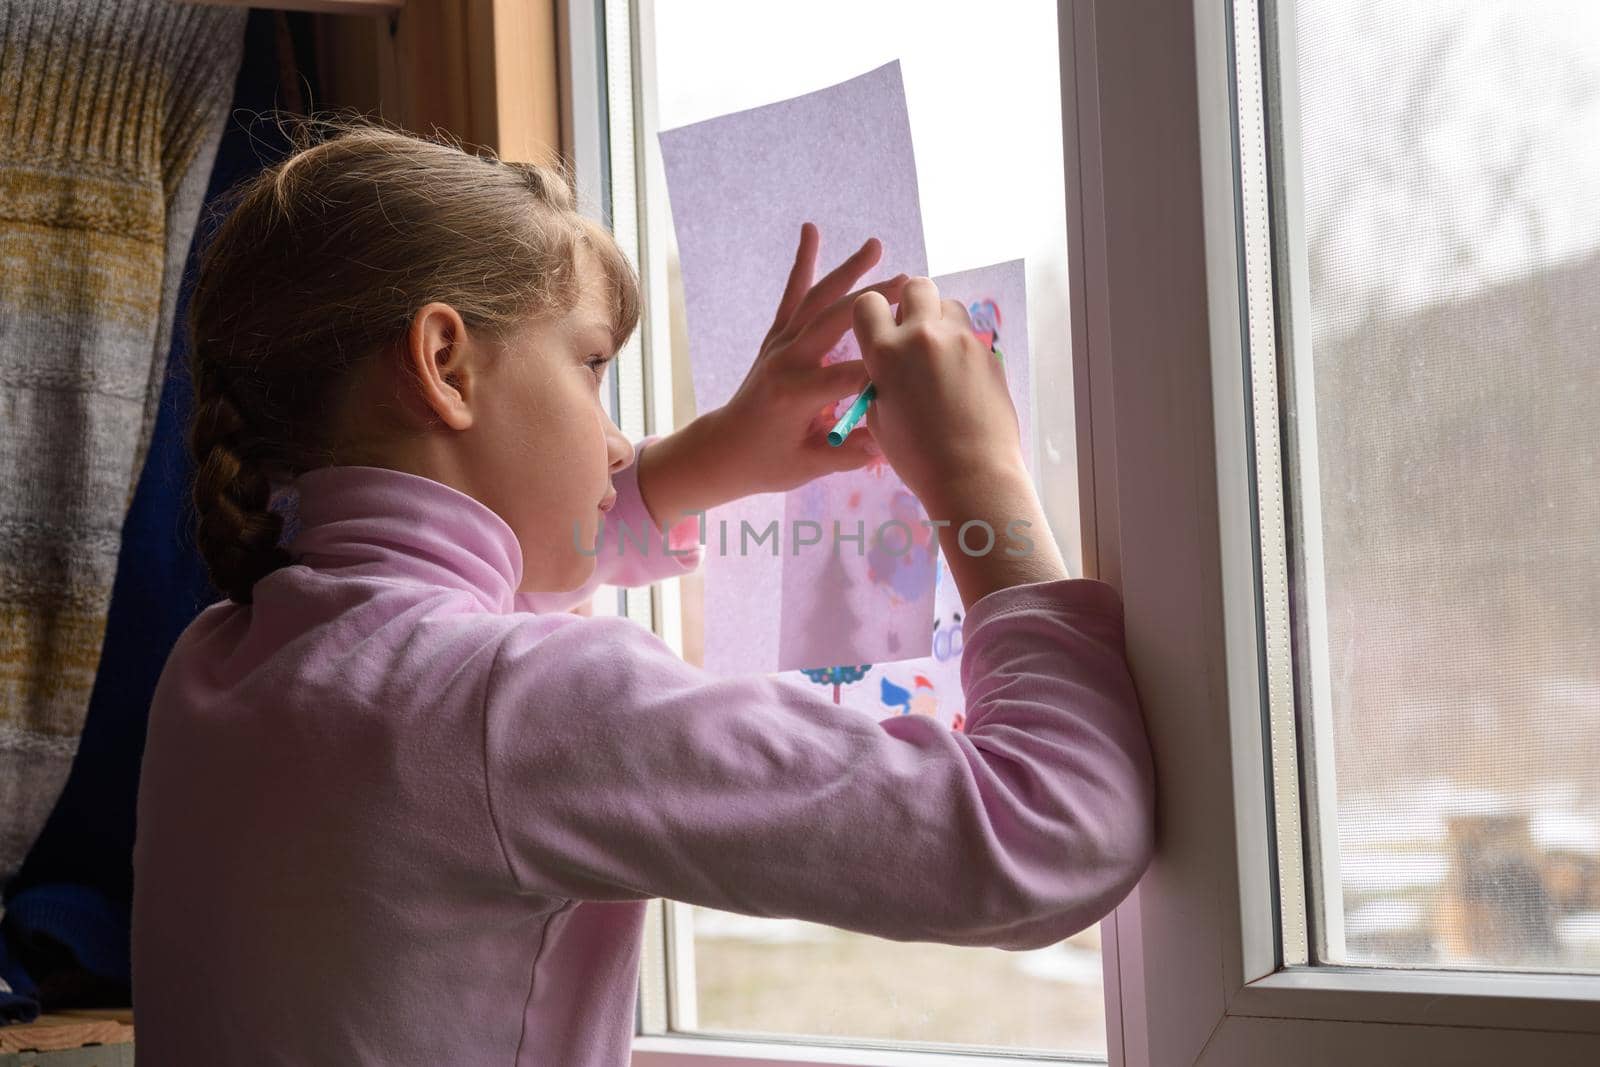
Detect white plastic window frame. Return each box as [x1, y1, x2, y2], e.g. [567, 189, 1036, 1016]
[557, 0, 660, 629]
[557, 0, 1600, 1063]
[556, 0, 705, 1046]
[1082, 0, 1600, 1063]
[560, 1, 1113, 1062]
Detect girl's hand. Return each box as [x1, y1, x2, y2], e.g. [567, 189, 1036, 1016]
[635, 224, 906, 527]
[713, 223, 907, 494]
[851, 276, 1027, 515]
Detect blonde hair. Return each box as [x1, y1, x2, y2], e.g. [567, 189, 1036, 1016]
[186, 113, 640, 604]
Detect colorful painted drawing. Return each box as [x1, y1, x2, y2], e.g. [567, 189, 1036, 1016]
[932, 605, 964, 663]
[880, 674, 933, 715]
[969, 297, 1008, 369]
[865, 489, 938, 602]
[800, 663, 873, 704]
[879, 673, 964, 732]
[969, 297, 1001, 350]
[769, 260, 1031, 732]
[660, 58, 1046, 689]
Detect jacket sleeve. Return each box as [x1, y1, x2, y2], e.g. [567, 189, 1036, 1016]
[482, 577, 1156, 950]
[514, 434, 703, 614]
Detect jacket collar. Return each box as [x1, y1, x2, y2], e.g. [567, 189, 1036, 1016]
[286, 465, 523, 613]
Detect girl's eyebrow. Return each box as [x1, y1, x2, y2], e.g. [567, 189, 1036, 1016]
[576, 320, 618, 357]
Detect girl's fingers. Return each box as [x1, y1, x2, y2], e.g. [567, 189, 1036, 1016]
[897, 276, 941, 324]
[788, 275, 908, 363]
[941, 297, 973, 329]
[785, 236, 884, 335]
[811, 424, 881, 471]
[768, 222, 820, 338]
[804, 355, 871, 401]
[852, 289, 897, 355]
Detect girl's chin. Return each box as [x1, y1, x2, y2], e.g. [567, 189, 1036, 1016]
[563, 512, 604, 549]
[563, 535, 603, 582]
[517, 554, 598, 597]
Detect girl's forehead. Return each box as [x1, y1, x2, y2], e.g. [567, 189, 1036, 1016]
[513, 287, 610, 348]
[566, 252, 625, 343]
[536, 294, 611, 349]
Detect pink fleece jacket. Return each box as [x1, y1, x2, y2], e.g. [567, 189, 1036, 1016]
[131, 435, 1156, 1065]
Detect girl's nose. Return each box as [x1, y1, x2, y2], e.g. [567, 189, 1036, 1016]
[605, 414, 633, 474]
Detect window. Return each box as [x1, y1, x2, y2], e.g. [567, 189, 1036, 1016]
[563, 0, 1600, 1062]
[647, 14, 1089, 1056]
[1267, 0, 1600, 976]
[1081, 0, 1600, 1061]
[563, 0, 1110, 1062]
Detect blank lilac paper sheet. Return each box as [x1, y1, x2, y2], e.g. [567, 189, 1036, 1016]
[658, 62, 929, 675]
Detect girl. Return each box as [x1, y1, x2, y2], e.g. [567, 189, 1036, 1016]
[130, 118, 1155, 1065]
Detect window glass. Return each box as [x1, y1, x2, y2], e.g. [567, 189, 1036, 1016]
[1280, 0, 1600, 972]
[643, 0, 1101, 1052]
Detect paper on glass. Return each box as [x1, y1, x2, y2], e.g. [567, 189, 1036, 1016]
[659, 61, 929, 674]
[782, 259, 1033, 727]
[659, 63, 1036, 708]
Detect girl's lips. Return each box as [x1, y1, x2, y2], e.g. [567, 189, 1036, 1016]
[598, 493, 618, 512]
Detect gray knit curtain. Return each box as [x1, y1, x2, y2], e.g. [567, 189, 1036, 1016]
[0, 0, 248, 882]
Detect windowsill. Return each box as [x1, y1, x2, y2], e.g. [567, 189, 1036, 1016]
[1231, 966, 1600, 1033]
[0, 1009, 134, 1054]
[631, 1034, 1103, 1066]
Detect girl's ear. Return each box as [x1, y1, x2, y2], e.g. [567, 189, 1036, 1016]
[406, 302, 475, 431]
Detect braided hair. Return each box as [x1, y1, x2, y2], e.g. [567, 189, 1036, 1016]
[185, 112, 640, 603]
[187, 359, 293, 603]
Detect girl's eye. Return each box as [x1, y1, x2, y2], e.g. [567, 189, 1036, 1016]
[586, 355, 608, 383]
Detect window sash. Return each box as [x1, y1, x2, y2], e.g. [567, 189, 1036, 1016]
[576, 0, 1108, 1058]
[560, 0, 698, 1035]
[1081, 0, 1600, 1062]
[561, 0, 1600, 1062]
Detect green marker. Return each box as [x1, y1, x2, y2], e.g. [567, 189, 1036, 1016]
[827, 343, 1004, 447]
[826, 383, 876, 446]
